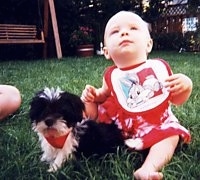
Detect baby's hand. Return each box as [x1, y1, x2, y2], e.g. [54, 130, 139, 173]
[81, 85, 97, 102]
[164, 73, 192, 97]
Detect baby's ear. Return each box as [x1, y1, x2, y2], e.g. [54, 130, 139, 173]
[146, 38, 153, 54]
[103, 47, 111, 59]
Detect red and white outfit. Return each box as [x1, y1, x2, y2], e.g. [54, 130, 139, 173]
[98, 59, 191, 150]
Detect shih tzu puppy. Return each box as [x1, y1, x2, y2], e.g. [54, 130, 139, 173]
[29, 87, 124, 172]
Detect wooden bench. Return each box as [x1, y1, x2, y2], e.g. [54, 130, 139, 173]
[0, 24, 45, 44]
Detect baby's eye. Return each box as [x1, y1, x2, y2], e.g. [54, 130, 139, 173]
[130, 27, 137, 30]
[110, 29, 119, 35]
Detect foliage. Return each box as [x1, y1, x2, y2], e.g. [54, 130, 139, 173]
[152, 25, 200, 52]
[69, 26, 94, 47]
[183, 24, 200, 51]
[142, 0, 170, 22]
[152, 32, 184, 50]
[187, 0, 200, 12]
[0, 51, 200, 179]
[0, 0, 40, 24]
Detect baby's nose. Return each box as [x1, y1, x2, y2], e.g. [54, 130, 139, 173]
[121, 31, 128, 36]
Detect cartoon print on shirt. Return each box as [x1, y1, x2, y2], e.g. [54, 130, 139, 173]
[119, 68, 164, 109]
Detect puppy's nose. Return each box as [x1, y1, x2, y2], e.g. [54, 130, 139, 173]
[45, 118, 54, 127]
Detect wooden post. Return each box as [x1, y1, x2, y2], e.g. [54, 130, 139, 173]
[43, 0, 62, 59]
[48, 0, 62, 59]
[43, 0, 49, 59]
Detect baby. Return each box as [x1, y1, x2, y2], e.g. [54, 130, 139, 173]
[81, 11, 192, 180]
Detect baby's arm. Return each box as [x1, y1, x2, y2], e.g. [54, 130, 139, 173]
[165, 73, 193, 105]
[81, 78, 110, 103]
[81, 78, 110, 120]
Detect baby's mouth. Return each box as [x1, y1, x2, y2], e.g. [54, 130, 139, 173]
[119, 40, 133, 46]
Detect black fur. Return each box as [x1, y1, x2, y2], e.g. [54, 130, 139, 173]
[75, 120, 124, 157]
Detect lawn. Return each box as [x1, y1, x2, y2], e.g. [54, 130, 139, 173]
[0, 51, 199, 180]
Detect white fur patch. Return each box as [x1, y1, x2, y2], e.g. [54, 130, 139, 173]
[39, 87, 63, 100]
[125, 138, 143, 150]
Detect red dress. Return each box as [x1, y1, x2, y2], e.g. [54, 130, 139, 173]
[98, 59, 191, 150]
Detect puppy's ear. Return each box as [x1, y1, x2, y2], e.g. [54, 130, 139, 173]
[29, 94, 48, 123]
[60, 92, 85, 123]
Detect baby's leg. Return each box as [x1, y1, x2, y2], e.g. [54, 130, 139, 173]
[134, 135, 179, 180]
[0, 85, 21, 120]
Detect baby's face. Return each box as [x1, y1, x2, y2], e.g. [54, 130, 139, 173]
[103, 11, 152, 67]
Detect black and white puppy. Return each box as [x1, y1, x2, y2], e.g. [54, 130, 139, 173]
[29, 87, 124, 172]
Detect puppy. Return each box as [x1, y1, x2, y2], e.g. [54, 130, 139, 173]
[29, 87, 124, 172]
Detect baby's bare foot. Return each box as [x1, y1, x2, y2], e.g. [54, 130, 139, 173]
[148, 172, 163, 180]
[134, 168, 163, 180]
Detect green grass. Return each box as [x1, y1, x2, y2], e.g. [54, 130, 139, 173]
[0, 51, 199, 180]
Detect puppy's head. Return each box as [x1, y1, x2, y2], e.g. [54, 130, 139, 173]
[29, 87, 85, 137]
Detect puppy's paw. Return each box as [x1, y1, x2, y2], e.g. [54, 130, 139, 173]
[41, 156, 47, 162]
[41, 154, 53, 163]
[48, 163, 59, 172]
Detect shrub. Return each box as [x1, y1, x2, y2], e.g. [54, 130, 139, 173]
[69, 26, 94, 48]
